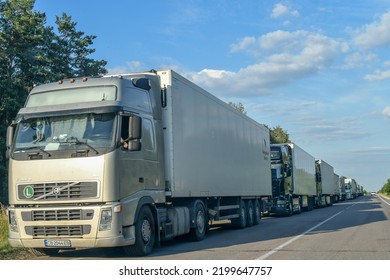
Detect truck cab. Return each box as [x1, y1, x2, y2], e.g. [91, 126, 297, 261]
[270, 145, 294, 215]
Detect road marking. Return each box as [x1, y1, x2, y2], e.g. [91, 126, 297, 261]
[256, 204, 357, 260]
[377, 195, 390, 206]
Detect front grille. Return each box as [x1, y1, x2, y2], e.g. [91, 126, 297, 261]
[25, 225, 91, 236]
[21, 209, 94, 221]
[18, 181, 98, 200]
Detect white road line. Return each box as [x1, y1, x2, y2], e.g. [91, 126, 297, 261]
[377, 195, 390, 206]
[256, 203, 357, 260]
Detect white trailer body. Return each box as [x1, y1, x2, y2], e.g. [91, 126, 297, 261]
[290, 143, 316, 196]
[159, 70, 272, 198]
[345, 178, 357, 199]
[339, 176, 347, 200]
[315, 159, 335, 206]
[316, 160, 335, 195]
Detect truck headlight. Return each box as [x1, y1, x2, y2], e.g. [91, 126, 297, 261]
[99, 209, 112, 231]
[8, 210, 18, 233]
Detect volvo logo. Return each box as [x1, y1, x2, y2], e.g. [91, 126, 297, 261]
[52, 187, 61, 195]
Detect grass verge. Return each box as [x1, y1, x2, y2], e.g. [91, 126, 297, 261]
[0, 204, 32, 260]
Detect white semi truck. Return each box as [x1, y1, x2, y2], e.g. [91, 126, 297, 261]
[339, 175, 347, 201]
[315, 159, 335, 206]
[269, 143, 317, 215]
[345, 178, 357, 199]
[6, 69, 272, 256]
[333, 173, 340, 203]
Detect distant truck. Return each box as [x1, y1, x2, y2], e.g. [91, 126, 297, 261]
[269, 143, 317, 215]
[6, 69, 272, 256]
[339, 176, 347, 201]
[345, 178, 357, 199]
[357, 184, 364, 197]
[315, 159, 335, 207]
[333, 173, 340, 203]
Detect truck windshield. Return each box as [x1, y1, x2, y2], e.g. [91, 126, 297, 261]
[13, 113, 116, 152]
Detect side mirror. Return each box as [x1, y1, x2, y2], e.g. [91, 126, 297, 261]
[128, 115, 141, 140]
[127, 115, 141, 151]
[6, 124, 15, 159]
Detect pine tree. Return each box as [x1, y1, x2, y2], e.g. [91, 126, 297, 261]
[0, 0, 107, 203]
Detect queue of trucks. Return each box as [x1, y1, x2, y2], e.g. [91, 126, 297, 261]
[5, 69, 364, 256]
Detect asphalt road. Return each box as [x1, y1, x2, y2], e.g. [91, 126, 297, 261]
[36, 194, 390, 260]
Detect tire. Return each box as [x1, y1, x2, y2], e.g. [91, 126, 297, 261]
[246, 200, 254, 227]
[189, 200, 207, 241]
[253, 199, 261, 225]
[30, 248, 60, 256]
[124, 205, 155, 256]
[232, 200, 246, 229]
[287, 201, 293, 216]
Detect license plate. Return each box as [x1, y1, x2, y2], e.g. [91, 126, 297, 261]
[44, 239, 71, 247]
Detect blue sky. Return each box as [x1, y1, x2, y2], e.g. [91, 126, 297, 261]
[34, 0, 390, 192]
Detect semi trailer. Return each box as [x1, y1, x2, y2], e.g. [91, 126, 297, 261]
[345, 178, 357, 199]
[269, 143, 316, 215]
[339, 176, 347, 201]
[315, 159, 335, 207]
[333, 173, 340, 203]
[6, 69, 272, 256]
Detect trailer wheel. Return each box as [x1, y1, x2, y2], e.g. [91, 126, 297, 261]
[232, 200, 247, 229]
[189, 200, 207, 241]
[253, 199, 261, 225]
[246, 200, 254, 227]
[125, 205, 155, 256]
[30, 248, 60, 256]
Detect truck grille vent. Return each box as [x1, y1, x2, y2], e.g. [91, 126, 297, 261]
[18, 181, 98, 200]
[21, 209, 95, 221]
[34, 209, 81, 221]
[26, 225, 91, 236]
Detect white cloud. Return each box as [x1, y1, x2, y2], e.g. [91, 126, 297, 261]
[343, 52, 377, 69]
[353, 11, 390, 48]
[259, 30, 301, 50]
[271, 3, 299, 19]
[230, 36, 256, 53]
[364, 70, 390, 81]
[383, 107, 390, 118]
[351, 146, 390, 154]
[189, 31, 347, 97]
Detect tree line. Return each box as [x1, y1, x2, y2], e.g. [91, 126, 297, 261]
[0, 0, 107, 203]
[379, 179, 390, 195]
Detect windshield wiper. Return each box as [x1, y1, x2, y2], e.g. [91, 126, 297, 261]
[16, 146, 52, 157]
[67, 137, 99, 154]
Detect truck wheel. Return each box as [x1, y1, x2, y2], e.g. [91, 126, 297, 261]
[189, 200, 207, 241]
[246, 200, 254, 227]
[232, 200, 246, 229]
[30, 248, 60, 256]
[125, 205, 155, 256]
[253, 199, 261, 225]
[287, 201, 293, 216]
